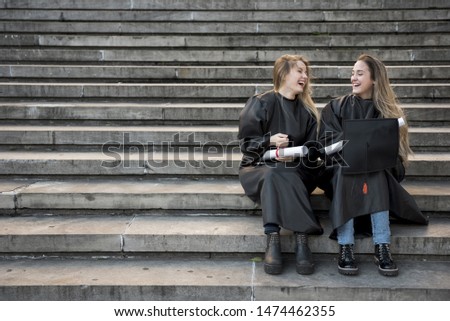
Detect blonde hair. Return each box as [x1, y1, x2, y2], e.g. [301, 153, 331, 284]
[357, 54, 412, 165]
[273, 54, 319, 120]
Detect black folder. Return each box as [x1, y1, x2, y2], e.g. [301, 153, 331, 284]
[342, 118, 399, 174]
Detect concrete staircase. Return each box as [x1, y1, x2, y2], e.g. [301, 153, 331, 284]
[0, 0, 449, 300]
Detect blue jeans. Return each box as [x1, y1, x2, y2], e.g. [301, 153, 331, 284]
[337, 210, 391, 245]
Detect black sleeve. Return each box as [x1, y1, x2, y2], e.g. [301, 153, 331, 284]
[238, 96, 271, 166]
[303, 110, 320, 163]
[318, 100, 344, 149]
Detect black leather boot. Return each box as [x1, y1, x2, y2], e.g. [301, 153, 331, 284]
[374, 243, 398, 276]
[338, 244, 358, 275]
[295, 233, 314, 275]
[264, 232, 282, 275]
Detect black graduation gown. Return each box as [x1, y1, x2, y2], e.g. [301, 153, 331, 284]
[318, 95, 428, 236]
[238, 90, 323, 234]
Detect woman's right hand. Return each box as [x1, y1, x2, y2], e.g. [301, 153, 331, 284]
[270, 133, 290, 148]
[270, 133, 293, 162]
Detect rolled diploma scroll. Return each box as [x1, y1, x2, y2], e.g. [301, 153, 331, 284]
[324, 140, 344, 155]
[262, 145, 308, 161]
[262, 118, 404, 161]
[324, 117, 406, 155]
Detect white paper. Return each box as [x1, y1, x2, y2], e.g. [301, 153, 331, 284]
[324, 140, 344, 155]
[262, 145, 308, 160]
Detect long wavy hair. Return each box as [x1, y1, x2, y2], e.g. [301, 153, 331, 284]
[357, 54, 412, 165]
[273, 54, 319, 120]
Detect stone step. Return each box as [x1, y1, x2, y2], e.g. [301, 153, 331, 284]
[1, 48, 449, 65]
[1, 9, 448, 22]
[1, 83, 449, 102]
[2, 65, 449, 83]
[3, 0, 448, 10]
[3, 21, 449, 34]
[1, 102, 448, 125]
[3, 34, 450, 48]
[0, 214, 448, 256]
[1, 255, 449, 300]
[0, 178, 448, 213]
[0, 151, 448, 178]
[0, 125, 447, 150]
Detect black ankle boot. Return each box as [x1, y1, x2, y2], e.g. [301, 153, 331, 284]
[295, 233, 314, 275]
[338, 244, 358, 275]
[374, 243, 398, 276]
[264, 232, 282, 275]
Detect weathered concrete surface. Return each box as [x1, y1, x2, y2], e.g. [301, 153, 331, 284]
[0, 215, 448, 255]
[3, 0, 449, 10]
[1, 48, 449, 64]
[0, 256, 448, 300]
[0, 102, 449, 125]
[1, 83, 450, 102]
[0, 0, 448, 303]
[2, 65, 449, 82]
[0, 8, 448, 22]
[0, 151, 448, 177]
[0, 178, 448, 213]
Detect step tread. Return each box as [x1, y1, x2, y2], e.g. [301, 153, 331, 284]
[0, 256, 448, 300]
[1, 178, 449, 195]
[1, 151, 449, 160]
[0, 215, 448, 255]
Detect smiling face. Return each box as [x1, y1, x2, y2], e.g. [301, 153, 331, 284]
[351, 60, 374, 99]
[279, 61, 308, 99]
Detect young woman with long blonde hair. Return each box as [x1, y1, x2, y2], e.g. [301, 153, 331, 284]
[318, 54, 428, 277]
[239, 54, 323, 275]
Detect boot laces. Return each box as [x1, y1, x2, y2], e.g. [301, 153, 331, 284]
[378, 244, 393, 262]
[296, 233, 308, 244]
[341, 245, 355, 261]
[268, 233, 280, 244]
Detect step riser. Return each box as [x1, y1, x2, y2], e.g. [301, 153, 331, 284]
[3, 22, 450, 34]
[0, 216, 447, 255]
[1, 49, 448, 64]
[0, 130, 447, 148]
[0, 227, 446, 256]
[1, 191, 448, 213]
[1, 279, 448, 301]
[2, 66, 449, 82]
[0, 158, 448, 178]
[1, 105, 449, 124]
[1, 9, 448, 22]
[3, 34, 450, 48]
[3, 0, 449, 10]
[1, 84, 449, 102]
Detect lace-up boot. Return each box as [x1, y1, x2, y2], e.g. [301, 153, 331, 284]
[295, 233, 314, 275]
[374, 244, 398, 276]
[338, 244, 358, 275]
[264, 232, 282, 275]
